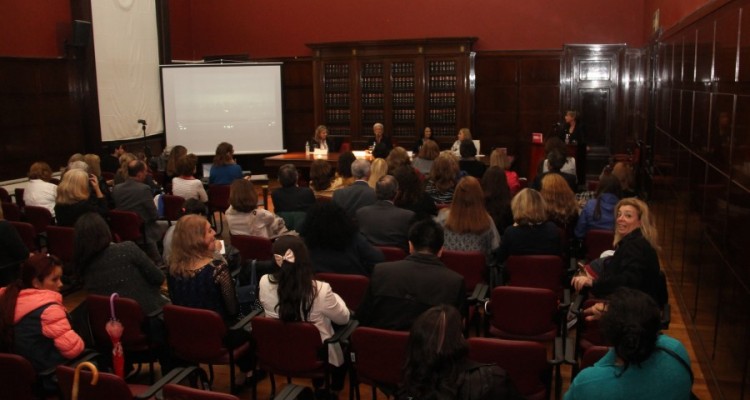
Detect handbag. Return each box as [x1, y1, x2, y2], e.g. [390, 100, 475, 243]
[235, 259, 262, 315]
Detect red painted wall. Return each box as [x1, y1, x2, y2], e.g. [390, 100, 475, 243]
[168, 0, 194, 61]
[169, 0, 645, 60]
[0, 0, 71, 57]
[643, 0, 714, 38]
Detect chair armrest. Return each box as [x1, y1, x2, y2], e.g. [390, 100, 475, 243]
[468, 283, 489, 304]
[231, 308, 263, 331]
[135, 366, 204, 399]
[559, 288, 572, 310]
[40, 349, 99, 378]
[326, 319, 359, 345]
[549, 336, 564, 365]
[563, 337, 577, 365]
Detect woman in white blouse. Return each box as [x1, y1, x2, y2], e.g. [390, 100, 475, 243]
[225, 179, 289, 238]
[23, 162, 58, 217]
[171, 154, 208, 202]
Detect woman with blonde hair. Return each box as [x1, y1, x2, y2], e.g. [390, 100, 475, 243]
[489, 149, 520, 196]
[54, 169, 107, 227]
[495, 188, 562, 264]
[368, 158, 389, 189]
[425, 153, 461, 205]
[24, 162, 57, 217]
[450, 128, 472, 156]
[540, 173, 579, 231]
[436, 176, 500, 264]
[311, 125, 332, 152]
[571, 197, 664, 306]
[412, 139, 439, 177]
[83, 154, 112, 203]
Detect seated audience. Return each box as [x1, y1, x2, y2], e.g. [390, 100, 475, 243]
[171, 154, 208, 202]
[450, 128, 472, 157]
[565, 288, 692, 400]
[309, 159, 335, 197]
[0, 254, 84, 391]
[301, 203, 384, 276]
[393, 165, 438, 220]
[574, 175, 621, 239]
[331, 151, 356, 190]
[436, 176, 500, 265]
[54, 169, 108, 227]
[533, 149, 577, 192]
[357, 175, 415, 251]
[114, 152, 162, 194]
[83, 153, 111, 203]
[259, 235, 350, 395]
[397, 305, 522, 400]
[226, 179, 289, 239]
[412, 126, 432, 155]
[0, 206, 30, 286]
[357, 219, 465, 331]
[332, 159, 376, 218]
[101, 142, 125, 174]
[412, 139, 439, 177]
[271, 164, 315, 212]
[540, 173, 579, 236]
[209, 142, 244, 185]
[489, 149, 521, 196]
[495, 188, 562, 264]
[425, 152, 461, 205]
[612, 161, 637, 198]
[74, 212, 167, 314]
[386, 146, 411, 174]
[541, 136, 577, 177]
[458, 139, 487, 178]
[481, 166, 514, 235]
[23, 161, 57, 217]
[163, 198, 209, 263]
[367, 158, 389, 189]
[164, 145, 187, 191]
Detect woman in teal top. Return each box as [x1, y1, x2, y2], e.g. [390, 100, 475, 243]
[208, 142, 244, 185]
[565, 288, 693, 400]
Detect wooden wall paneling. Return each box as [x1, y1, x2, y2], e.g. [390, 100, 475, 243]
[714, 7, 740, 91]
[282, 59, 315, 154]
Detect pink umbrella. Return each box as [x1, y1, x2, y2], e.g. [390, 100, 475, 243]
[106, 293, 125, 378]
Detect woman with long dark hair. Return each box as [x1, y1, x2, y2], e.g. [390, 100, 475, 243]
[259, 235, 350, 395]
[393, 165, 437, 220]
[398, 305, 520, 400]
[209, 142, 244, 185]
[481, 166, 514, 235]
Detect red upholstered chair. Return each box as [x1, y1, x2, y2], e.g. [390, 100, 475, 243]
[2, 202, 22, 221]
[349, 326, 409, 400]
[163, 304, 255, 393]
[0, 353, 37, 400]
[440, 250, 488, 335]
[207, 185, 231, 235]
[108, 210, 145, 244]
[14, 188, 25, 208]
[314, 272, 370, 313]
[163, 383, 240, 400]
[467, 338, 552, 400]
[505, 255, 566, 296]
[23, 205, 54, 236]
[87, 294, 160, 382]
[10, 221, 38, 252]
[160, 194, 185, 225]
[583, 229, 614, 262]
[374, 245, 407, 262]
[46, 225, 75, 265]
[230, 234, 273, 261]
[0, 187, 11, 203]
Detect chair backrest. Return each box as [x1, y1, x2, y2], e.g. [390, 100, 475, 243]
[207, 185, 231, 212]
[251, 316, 325, 375]
[375, 245, 407, 262]
[22, 205, 54, 235]
[487, 286, 558, 341]
[467, 337, 550, 400]
[87, 294, 150, 352]
[56, 364, 133, 400]
[440, 250, 486, 294]
[163, 383, 240, 400]
[161, 194, 186, 222]
[0, 187, 11, 203]
[46, 225, 76, 264]
[0, 353, 37, 400]
[2, 202, 22, 221]
[10, 221, 37, 252]
[276, 211, 306, 232]
[584, 229, 614, 262]
[230, 234, 273, 261]
[108, 210, 144, 243]
[163, 304, 229, 362]
[14, 188, 25, 207]
[505, 255, 565, 295]
[350, 327, 409, 389]
[314, 273, 370, 312]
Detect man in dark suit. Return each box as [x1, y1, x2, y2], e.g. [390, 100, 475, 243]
[271, 164, 315, 212]
[101, 142, 124, 174]
[332, 159, 376, 218]
[356, 219, 465, 331]
[356, 175, 415, 251]
[112, 160, 163, 263]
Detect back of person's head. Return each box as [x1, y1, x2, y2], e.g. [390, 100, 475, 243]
[481, 166, 511, 210]
[67, 160, 89, 173]
[393, 165, 422, 207]
[181, 198, 209, 217]
[544, 136, 566, 155]
[175, 155, 196, 177]
[597, 175, 622, 197]
[28, 161, 53, 181]
[368, 158, 389, 188]
[169, 214, 213, 277]
[351, 159, 371, 180]
[375, 175, 399, 201]
[429, 153, 460, 192]
[489, 149, 510, 169]
[386, 147, 410, 173]
[418, 139, 440, 161]
[612, 162, 635, 191]
[83, 154, 102, 177]
[106, 142, 123, 155]
[546, 149, 567, 172]
[270, 235, 316, 322]
[127, 160, 146, 177]
[167, 145, 187, 175]
[309, 160, 332, 191]
[600, 287, 661, 368]
[229, 179, 257, 213]
[459, 139, 477, 158]
[278, 164, 299, 188]
[540, 173, 578, 222]
[408, 219, 444, 254]
[56, 169, 90, 204]
[446, 176, 490, 234]
[213, 142, 234, 166]
[68, 153, 84, 165]
[73, 212, 113, 276]
[300, 202, 357, 251]
[511, 188, 547, 225]
[400, 305, 468, 399]
[337, 151, 356, 178]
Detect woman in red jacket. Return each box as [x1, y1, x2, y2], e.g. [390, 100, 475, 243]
[0, 254, 85, 390]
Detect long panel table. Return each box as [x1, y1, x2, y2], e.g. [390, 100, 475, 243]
[263, 152, 342, 169]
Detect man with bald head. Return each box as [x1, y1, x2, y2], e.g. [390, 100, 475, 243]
[356, 175, 415, 251]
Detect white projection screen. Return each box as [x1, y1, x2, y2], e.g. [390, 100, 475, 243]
[160, 63, 285, 155]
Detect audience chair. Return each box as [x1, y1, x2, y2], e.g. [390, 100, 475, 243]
[47, 225, 77, 285]
[87, 294, 161, 382]
[583, 229, 614, 262]
[56, 364, 199, 400]
[163, 304, 257, 393]
[163, 382, 240, 400]
[160, 194, 185, 226]
[2, 201, 22, 221]
[374, 245, 407, 262]
[10, 221, 38, 253]
[272, 383, 315, 400]
[108, 210, 145, 244]
[207, 185, 231, 235]
[0, 353, 37, 400]
[348, 326, 409, 400]
[23, 205, 54, 237]
[314, 273, 370, 313]
[440, 250, 489, 335]
[505, 255, 567, 298]
[0, 187, 11, 203]
[230, 234, 273, 262]
[14, 188, 25, 208]
[250, 315, 358, 400]
[467, 337, 552, 400]
[276, 211, 306, 232]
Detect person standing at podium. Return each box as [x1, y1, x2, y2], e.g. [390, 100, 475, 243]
[559, 110, 585, 145]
